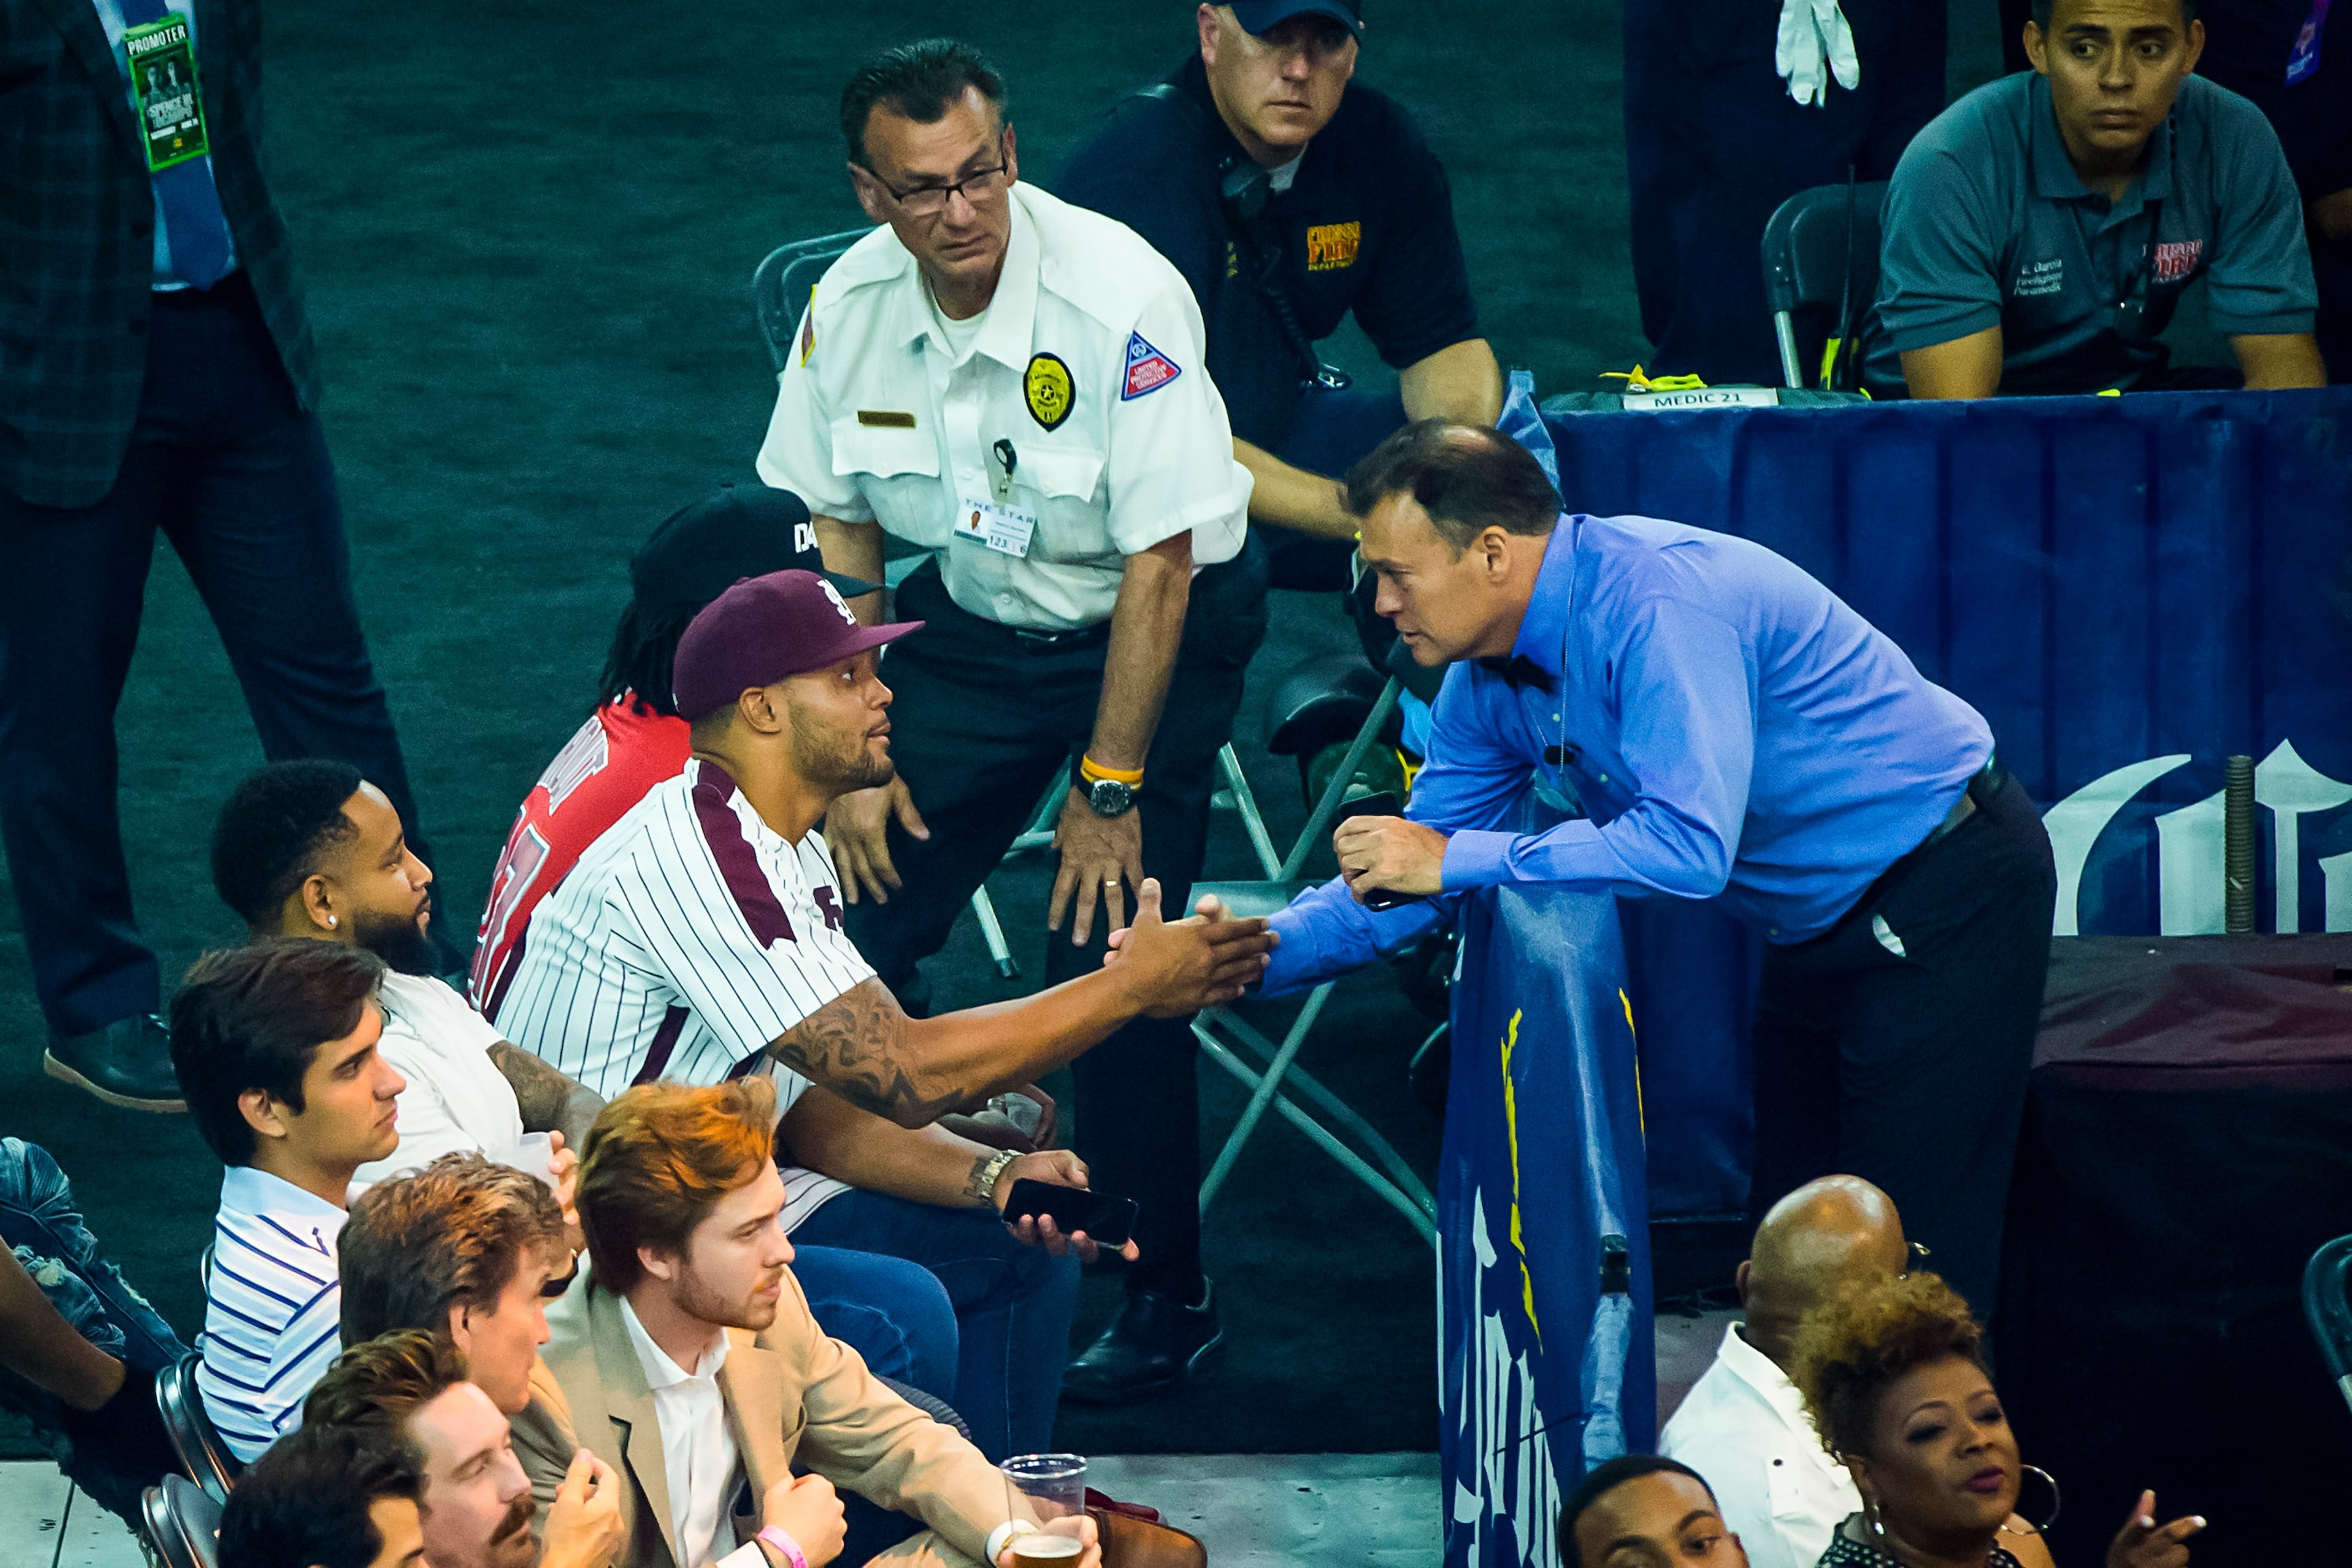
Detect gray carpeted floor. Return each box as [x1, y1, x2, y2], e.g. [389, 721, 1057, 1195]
[0, 0, 2016, 1454]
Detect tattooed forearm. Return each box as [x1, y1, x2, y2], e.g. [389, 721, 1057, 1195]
[770, 979, 964, 1130]
[488, 1041, 604, 1149]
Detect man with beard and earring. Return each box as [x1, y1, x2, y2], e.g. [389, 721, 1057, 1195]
[210, 761, 607, 1192]
[491, 570, 1274, 1461]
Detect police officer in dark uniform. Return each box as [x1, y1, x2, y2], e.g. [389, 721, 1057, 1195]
[1057, 0, 1501, 594]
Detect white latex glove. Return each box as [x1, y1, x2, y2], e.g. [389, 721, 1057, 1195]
[1814, 0, 1861, 93]
[1778, 0, 1861, 105]
[1776, 0, 1826, 105]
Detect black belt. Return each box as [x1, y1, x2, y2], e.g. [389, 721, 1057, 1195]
[1826, 756, 2008, 935]
[1920, 756, 2006, 852]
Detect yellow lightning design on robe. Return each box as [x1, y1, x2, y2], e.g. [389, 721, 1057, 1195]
[1501, 1007, 1540, 1347]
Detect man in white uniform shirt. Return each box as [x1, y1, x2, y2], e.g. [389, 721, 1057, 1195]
[757, 37, 1263, 1401]
[1660, 1176, 2046, 1568]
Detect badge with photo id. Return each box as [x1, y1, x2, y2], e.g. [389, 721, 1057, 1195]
[953, 497, 1036, 559]
[124, 17, 208, 172]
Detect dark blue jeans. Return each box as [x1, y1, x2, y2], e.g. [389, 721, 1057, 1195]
[790, 1241, 959, 1406]
[0, 1139, 188, 1520]
[0, 272, 427, 1035]
[792, 1190, 1079, 1463]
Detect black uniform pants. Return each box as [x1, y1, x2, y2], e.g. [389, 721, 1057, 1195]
[1622, 0, 1947, 386]
[843, 547, 1270, 1302]
[1747, 771, 2056, 1314]
[0, 275, 427, 1037]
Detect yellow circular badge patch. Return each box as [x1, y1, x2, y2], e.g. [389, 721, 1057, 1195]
[1024, 352, 1073, 432]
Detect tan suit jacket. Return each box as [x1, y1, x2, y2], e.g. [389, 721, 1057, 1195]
[511, 1265, 1027, 1568]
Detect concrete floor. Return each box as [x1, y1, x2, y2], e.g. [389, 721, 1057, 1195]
[0, 1313, 1741, 1567]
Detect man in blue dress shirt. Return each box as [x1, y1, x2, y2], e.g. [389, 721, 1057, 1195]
[1249, 422, 2056, 1309]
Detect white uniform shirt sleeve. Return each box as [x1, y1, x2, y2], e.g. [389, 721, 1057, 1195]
[624, 790, 876, 1072]
[757, 297, 873, 524]
[1100, 282, 1250, 564]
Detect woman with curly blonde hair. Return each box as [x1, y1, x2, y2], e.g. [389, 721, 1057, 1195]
[1789, 1272, 2203, 1568]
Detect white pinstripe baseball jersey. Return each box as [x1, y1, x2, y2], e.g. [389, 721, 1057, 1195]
[491, 758, 875, 1107]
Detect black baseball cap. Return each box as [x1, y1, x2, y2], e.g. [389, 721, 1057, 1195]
[629, 483, 877, 618]
[1230, 0, 1363, 35]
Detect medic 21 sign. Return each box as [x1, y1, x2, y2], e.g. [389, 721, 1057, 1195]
[2046, 740, 2352, 937]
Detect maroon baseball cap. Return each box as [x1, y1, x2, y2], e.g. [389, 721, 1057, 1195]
[670, 569, 922, 721]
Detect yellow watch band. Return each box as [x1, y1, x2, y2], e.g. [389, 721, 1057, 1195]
[1079, 755, 1145, 787]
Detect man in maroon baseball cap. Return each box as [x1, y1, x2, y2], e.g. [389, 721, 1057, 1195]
[490, 569, 1279, 1464]
[670, 569, 923, 724]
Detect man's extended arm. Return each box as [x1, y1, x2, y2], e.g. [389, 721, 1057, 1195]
[1047, 532, 1191, 944]
[1237, 339, 1503, 539]
[766, 888, 1272, 1127]
[488, 1040, 604, 1152]
[2230, 331, 2327, 390]
[814, 514, 889, 623]
[1900, 326, 2004, 399]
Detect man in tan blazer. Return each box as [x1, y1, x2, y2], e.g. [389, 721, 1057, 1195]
[510, 1079, 1100, 1568]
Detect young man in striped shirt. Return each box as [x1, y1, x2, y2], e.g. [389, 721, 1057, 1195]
[168, 939, 407, 1461]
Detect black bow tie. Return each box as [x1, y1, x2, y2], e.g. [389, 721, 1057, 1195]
[1478, 654, 1555, 694]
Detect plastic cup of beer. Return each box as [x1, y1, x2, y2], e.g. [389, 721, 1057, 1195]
[1000, 1451, 1086, 1522]
[1009, 1533, 1084, 1568]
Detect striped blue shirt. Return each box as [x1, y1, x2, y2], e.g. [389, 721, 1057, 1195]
[196, 1166, 346, 1462]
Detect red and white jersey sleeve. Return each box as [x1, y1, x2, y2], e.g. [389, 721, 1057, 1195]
[490, 759, 873, 1102]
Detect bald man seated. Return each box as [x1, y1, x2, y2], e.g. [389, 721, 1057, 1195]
[1657, 1177, 2056, 1568]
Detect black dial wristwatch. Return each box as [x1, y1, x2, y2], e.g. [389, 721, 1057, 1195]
[1085, 776, 1136, 817]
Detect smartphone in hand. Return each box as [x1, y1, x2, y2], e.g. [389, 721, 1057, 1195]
[1000, 1179, 1139, 1249]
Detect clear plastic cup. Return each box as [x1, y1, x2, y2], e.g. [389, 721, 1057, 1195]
[509, 1131, 557, 1189]
[1000, 1452, 1086, 1522]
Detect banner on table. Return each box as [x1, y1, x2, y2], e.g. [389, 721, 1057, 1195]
[1439, 883, 1656, 1568]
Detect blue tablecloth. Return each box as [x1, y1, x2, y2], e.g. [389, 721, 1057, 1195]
[1547, 386, 2352, 1217]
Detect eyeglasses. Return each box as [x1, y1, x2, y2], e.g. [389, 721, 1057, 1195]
[862, 134, 1009, 220]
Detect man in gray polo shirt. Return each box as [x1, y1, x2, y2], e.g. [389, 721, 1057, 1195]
[1863, 0, 2326, 397]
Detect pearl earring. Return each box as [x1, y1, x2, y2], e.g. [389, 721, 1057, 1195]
[326, 916, 337, 928]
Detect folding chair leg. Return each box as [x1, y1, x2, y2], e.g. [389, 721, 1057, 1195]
[969, 887, 1019, 979]
[1204, 1005, 1436, 1218]
[1196, 985, 1333, 1211]
[1007, 773, 1067, 854]
[1197, 1024, 1437, 1244]
[1216, 743, 1282, 878]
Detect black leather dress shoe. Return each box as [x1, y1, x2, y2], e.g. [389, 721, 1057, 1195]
[44, 1014, 185, 1112]
[1060, 1281, 1222, 1404]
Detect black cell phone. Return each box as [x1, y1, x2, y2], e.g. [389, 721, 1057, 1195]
[1000, 1179, 1138, 1249]
[1333, 792, 1428, 910]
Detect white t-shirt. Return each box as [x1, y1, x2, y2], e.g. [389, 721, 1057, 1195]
[1659, 1322, 1860, 1568]
[352, 971, 525, 1189]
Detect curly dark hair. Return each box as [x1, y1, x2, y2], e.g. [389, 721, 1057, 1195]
[1790, 1271, 1984, 1459]
[211, 759, 365, 926]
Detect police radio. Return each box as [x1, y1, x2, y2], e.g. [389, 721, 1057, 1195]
[1136, 81, 1351, 394]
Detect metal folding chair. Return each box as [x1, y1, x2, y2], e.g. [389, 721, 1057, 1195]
[142, 1474, 222, 1568]
[1762, 179, 1888, 392]
[749, 237, 1279, 984]
[155, 1352, 241, 1505]
[2304, 1232, 2352, 1422]
[1191, 675, 1438, 1243]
